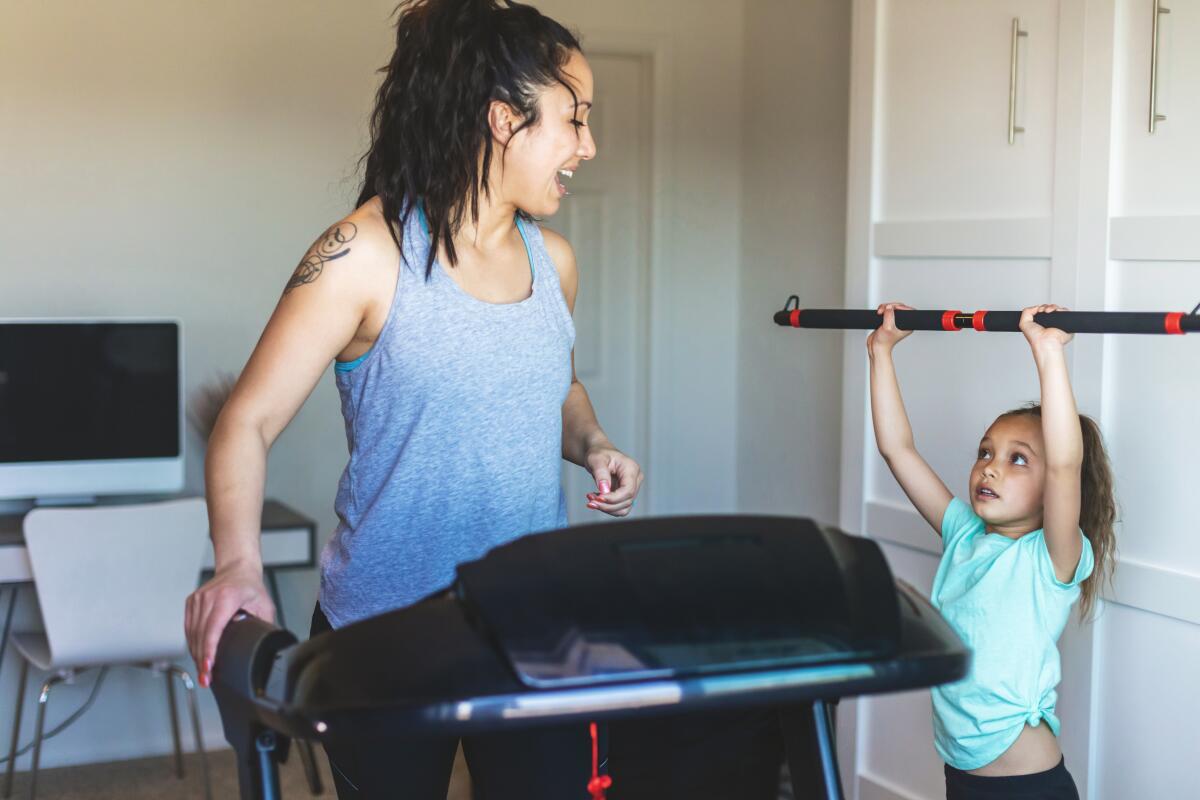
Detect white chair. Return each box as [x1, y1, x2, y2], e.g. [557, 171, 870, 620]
[3, 498, 212, 800]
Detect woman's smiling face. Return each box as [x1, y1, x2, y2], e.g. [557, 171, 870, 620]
[498, 49, 597, 217]
[969, 414, 1047, 534]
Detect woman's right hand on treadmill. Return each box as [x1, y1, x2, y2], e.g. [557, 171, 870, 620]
[185, 563, 275, 688]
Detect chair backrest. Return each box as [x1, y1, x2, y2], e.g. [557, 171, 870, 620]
[23, 498, 209, 667]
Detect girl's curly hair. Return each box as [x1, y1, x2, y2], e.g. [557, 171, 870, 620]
[999, 404, 1118, 620]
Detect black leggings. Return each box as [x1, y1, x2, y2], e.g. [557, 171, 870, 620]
[945, 758, 1080, 800]
[310, 604, 594, 800]
[309, 604, 786, 799]
[607, 710, 783, 800]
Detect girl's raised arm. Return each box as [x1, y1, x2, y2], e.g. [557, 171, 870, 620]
[868, 303, 953, 534]
[1020, 304, 1084, 582]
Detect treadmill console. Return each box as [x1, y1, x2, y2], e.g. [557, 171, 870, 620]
[455, 515, 900, 688]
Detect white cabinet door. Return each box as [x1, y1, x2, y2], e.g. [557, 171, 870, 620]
[879, 0, 1061, 221]
[1095, 3, 1200, 796]
[843, 1, 1083, 798]
[1111, 0, 1200, 217]
[847, 1, 1200, 798]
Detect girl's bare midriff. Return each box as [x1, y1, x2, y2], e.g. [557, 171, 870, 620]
[969, 722, 1061, 776]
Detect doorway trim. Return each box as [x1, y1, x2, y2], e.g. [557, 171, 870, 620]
[573, 32, 674, 516]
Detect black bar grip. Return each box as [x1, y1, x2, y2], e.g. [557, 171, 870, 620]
[775, 305, 1199, 335]
[775, 309, 964, 331]
[971, 310, 1190, 333]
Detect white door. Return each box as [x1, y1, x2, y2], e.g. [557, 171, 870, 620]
[879, 0, 1060, 222]
[1089, 2, 1200, 796]
[844, 1, 1200, 797]
[545, 53, 652, 524]
[1110, 0, 1200, 218]
[843, 2, 1084, 798]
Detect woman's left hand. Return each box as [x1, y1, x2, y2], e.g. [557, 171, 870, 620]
[1020, 303, 1074, 349]
[584, 445, 644, 517]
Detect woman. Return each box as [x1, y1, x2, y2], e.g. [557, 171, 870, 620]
[185, 1, 643, 795]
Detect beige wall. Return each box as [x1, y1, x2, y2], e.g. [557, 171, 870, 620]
[737, 0, 851, 524]
[1, 0, 400, 769]
[0, 0, 754, 768]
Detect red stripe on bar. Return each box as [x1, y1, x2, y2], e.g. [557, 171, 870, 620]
[972, 310, 988, 332]
[1165, 312, 1184, 335]
[790, 309, 802, 328]
[942, 310, 962, 331]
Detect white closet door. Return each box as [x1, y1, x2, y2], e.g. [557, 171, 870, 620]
[879, 0, 1060, 222]
[842, 2, 1082, 798]
[1109, 0, 1200, 261]
[1091, 2, 1200, 798]
[846, 1, 1200, 798]
[1111, 0, 1200, 216]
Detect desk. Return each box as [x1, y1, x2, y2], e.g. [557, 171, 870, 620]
[0, 498, 317, 635]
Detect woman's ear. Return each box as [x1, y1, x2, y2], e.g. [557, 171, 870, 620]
[487, 100, 523, 145]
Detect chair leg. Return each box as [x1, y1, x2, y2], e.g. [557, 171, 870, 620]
[3, 659, 29, 799]
[29, 674, 66, 800]
[163, 668, 184, 778]
[168, 667, 212, 800]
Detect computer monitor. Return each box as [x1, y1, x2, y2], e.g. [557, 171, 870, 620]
[0, 319, 184, 503]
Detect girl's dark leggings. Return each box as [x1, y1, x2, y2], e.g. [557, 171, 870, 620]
[945, 758, 1081, 800]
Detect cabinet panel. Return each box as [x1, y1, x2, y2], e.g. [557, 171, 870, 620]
[869, 257, 1050, 511]
[879, 0, 1060, 220]
[858, 544, 943, 800]
[1094, 605, 1200, 797]
[1112, 0, 1200, 215]
[1104, 260, 1200, 575]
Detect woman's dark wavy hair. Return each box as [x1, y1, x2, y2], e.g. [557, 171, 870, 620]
[357, 0, 582, 278]
[998, 404, 1118, 621]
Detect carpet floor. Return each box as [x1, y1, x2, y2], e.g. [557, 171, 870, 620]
[15, 745, 796, 798]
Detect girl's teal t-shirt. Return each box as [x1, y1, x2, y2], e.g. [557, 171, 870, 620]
[930, 497, 1094, 771]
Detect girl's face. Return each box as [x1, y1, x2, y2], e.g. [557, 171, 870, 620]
[969, 414, 1046, 535]
[500, 50, 597, 217]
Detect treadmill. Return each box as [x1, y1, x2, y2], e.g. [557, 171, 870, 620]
[211, 515, 968, 799]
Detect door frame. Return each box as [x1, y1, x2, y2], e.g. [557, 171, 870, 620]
[569, 32, 674, 516]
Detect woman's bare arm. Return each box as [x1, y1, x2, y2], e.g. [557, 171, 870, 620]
[543, 228, 644, 517]
[186, 207, 395, 685]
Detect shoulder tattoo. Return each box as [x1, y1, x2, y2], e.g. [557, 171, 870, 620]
[284, 222, 358, 293]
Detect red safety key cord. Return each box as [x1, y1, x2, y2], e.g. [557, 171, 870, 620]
[587, 721, 612, 800]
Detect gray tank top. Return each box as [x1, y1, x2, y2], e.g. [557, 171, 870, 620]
[318, 205, 575, 628]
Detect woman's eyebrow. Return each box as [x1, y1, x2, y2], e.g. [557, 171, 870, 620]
[1010, 440, 1038, 455]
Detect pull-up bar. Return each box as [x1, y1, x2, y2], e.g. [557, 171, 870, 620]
[773, 298, 1199, 335]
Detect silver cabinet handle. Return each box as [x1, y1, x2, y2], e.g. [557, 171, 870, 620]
[1008, 18, 1029, 145]
[1150, 0, 1171, 133]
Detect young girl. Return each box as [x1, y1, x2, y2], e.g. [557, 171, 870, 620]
[867, 302, 1116, 799]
